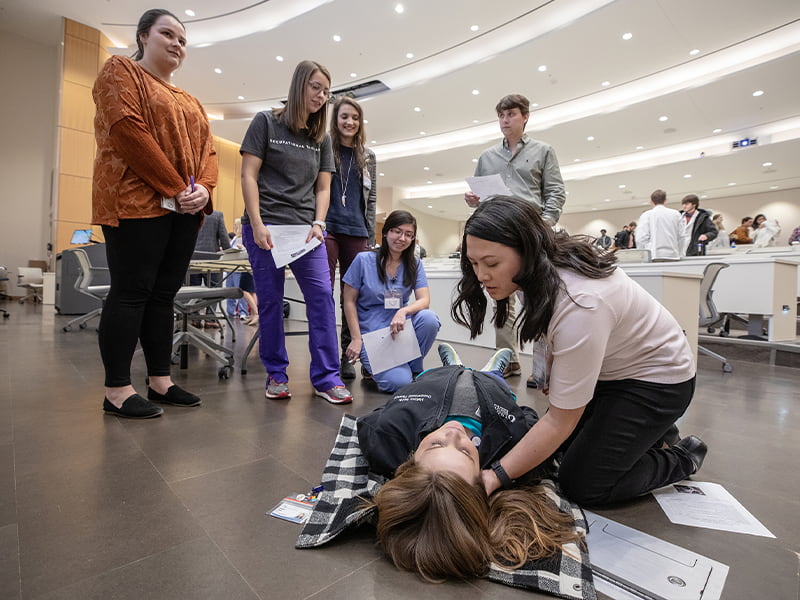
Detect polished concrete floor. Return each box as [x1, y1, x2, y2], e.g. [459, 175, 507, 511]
[1, 303, 798, 599]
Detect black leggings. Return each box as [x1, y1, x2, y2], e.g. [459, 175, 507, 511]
[99, 213, 201, 387]
[558, 377, 696, 506]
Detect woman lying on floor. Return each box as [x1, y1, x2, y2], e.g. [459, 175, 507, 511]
[356, 343, 583, 582]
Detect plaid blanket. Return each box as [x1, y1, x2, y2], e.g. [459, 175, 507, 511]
[297, 414, 596, 600]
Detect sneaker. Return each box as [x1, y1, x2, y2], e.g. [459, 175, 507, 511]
[502, 361, 522, 378]
[437, 343, 463, 367]
[340, 357, 356, 380]
[315, 386, 353, 405]
[265, 378, 291, 399]
[481, 348, 513, 375]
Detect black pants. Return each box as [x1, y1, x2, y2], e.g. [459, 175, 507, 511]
[558, 377, 696, 506]
[99, 213, 201, 387]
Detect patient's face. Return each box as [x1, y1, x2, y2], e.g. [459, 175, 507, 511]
[415, 422, 480, 482]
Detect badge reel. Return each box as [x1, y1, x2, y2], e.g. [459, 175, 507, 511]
[384, 289, 402, 309]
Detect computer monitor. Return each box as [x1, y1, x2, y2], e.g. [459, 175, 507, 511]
[70, 229, 93, 245]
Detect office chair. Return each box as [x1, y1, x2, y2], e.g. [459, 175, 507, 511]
[62, 248, 110, 332]
[17, 267, 44, 303]
[698, 262, 733, 373]
[0, 266, 10, 318]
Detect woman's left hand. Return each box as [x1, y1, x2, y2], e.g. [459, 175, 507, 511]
[307, 224, 324, 243]
[389, 308, 407, 338]
[176, 183, 209, 214]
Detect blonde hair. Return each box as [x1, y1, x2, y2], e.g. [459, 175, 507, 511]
[370, 456, 584, 582]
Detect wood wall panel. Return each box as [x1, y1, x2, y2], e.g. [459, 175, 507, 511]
[65, 19, 99, 44]
[60, 81, 94, 132]
[63, 35, 99, 88]
[57, 174, 92, 223]
[59, 128, 94, 178]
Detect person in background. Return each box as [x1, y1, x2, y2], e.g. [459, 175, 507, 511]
[189, 209, 228, 328]
[751, 214, 781, 247]
[342, 210, 440, 393]
[729, 217, 754, 244]
[593, 229, 612, 250]
[681, 194, 718, 255]
[93, 8, 217, 419]
[414, 239, 427, 259]
[229, 217, 258, 325]
[324, 97, 377, 381]
[788, 224, 800, 245]
[612, 224, 629, 250]
[464, 93, 566, 381]
[240, 60, 352, 405]
[636, 189, 687, 260]
[453, 197, 706, 506]
[707, 214, 730, 250]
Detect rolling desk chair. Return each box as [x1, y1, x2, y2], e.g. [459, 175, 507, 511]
[62, 248, 110, 332]
[17, 267, 44, 303]
[698, 262, 733, 373]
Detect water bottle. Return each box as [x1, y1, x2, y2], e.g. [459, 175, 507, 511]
[730, 240, 736, 249]
[696, 242, 704, 256]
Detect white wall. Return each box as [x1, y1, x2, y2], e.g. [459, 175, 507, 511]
[408, 210, 462, 258]
[0, 31, 59, 294]
[559, 188, 800, 245]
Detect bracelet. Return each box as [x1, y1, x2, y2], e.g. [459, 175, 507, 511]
[490, 460, 514, 489]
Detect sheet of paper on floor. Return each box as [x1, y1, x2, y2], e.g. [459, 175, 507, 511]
[652, 480, 774, 537]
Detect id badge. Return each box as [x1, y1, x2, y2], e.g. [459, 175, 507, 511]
[384, 289, 402, 309]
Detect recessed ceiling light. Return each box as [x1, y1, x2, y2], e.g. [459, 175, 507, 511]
[762, 162, 773, 167]
[573, 158, 581, 162]
[333, 34, 341, 42]
[472, 158, 478, 163]
[419, 131, 426, 135]
[604, 198, 611, 202]
[213, 67, 222, 74]
[371, 140, 377, 144]
[531, 103, 539, 108]
[683, 174, 692, 178]
[363, 119, 368, 124]
[472, 119, 479, 124]
[700, 195, 707, 199]
[470, 25, 479, 32]
[428, 205, 433, 208]
[426, 180, 432, 184]
[194, 42, 213, 48]
[622, 32, 633, 40]
[728, 182, 737, 186]
[636, 145, 644, 150]
[689, 49, 700, 56]
[472, 89, 480, 95]
[752, 89, 764, 96]
[658, 115, 668, 122]
[423, 166, 430, 171]
[587, 136, 595, 141]
[237, 95, 244, 100]
[618, 184, 626, 189]
[413, 106, 421, 112]
[379, 172, 384, 176]
[712, 128, 721, 133]
[185, 9, 196, 17]
[592, 207, 597, 211]
[276, 56, 284, 62]
[769, 185, 779, 189]
[406, 52, 414, 59]
[601, 81, 610, 87]
[395, 4, 404, 14]
[538, 65, 547, 72]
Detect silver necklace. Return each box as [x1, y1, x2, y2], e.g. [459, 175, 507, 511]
[339, 150, 353, 206]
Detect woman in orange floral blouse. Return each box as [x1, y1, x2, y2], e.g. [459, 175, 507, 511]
[92, 8, 218, 419]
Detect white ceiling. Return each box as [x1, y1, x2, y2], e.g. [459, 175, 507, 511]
[3, 0, 799, 221]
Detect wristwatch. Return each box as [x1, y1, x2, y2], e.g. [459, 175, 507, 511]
[312, 220, 326, 231]
[491, 460, 515, 489]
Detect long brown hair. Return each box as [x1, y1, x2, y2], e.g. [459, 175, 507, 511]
[378, 210, 418, 287]
[274, 60, 330, 143]
[370, 457, 584, 582]
[453, 196, 616, 344]
[330, 97, 367, 172]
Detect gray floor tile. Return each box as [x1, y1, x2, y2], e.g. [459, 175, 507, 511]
[0, 523, 21, 600]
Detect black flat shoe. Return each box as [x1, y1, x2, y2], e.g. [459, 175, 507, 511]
[147, 385, 202, 407]
[103, 395, 163, 419]
[340, 358, 356, 380]
[674, 435, 708, 474]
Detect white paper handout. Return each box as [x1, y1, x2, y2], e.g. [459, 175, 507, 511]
[652, 480, 775, 537]
[267, 225, 321, 268]
[361, 320, 421, 375]
[466, 174, 512, 201]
